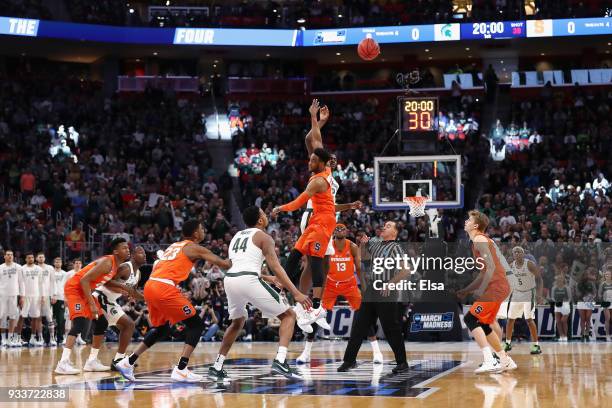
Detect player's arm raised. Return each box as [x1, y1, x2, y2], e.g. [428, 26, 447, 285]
[256, 232, 312, 309]
[79, 257, 113, 318]
[183, 243, 232, 270]
[335, 201, 363, 212]
[305, 99, 329, 156]
[272, 177, 327, 216]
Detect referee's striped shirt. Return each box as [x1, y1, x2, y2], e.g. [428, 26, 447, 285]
[366, 237, 405, 285]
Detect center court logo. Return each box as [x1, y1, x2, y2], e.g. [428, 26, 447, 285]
[411, 313, 454, 332]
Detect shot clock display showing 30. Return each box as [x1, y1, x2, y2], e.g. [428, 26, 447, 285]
[399, 96, 437, 132]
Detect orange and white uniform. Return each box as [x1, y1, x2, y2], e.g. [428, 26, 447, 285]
[294, 167, 336, 258]
[144, 240, 197, 327]
[64, 255, 118, 320]
[322, 240, 362, 311]
[468, 233, 511, 324]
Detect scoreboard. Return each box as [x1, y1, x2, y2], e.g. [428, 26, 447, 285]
[398, 96, 438, 153]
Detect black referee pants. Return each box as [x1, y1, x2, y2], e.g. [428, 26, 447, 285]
[343, 301, 406, 364]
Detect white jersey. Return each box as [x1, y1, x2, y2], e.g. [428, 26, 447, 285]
[53, 269, 70, 300]
[95, 261, 139, 302]
[21, 264, 43, 297]
[0, 262, 25, 296]
[511, 260, 536, 292]
[301, 173, 339, 233]
[227, 228, 265, 275]
[38, 263, 56, 297]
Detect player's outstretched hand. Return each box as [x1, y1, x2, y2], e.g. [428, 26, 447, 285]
[271, 206, 281, 218]
[350, 201, 363, 210]
[89, 299, 100, 319]
[294, 293, 313, 310]
[359, 234, 370, 244]
[309, 99, 320, 117]
[319, 105, 330, 123]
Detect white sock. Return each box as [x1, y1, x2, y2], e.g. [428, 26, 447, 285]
[482, 346, 494, 363]
[61, 347, 72, 362]
[88, 348, 99, 362]
[213, 354, 225, 371]
[534, 341, 539, 346]
[304, 341, 313, 354]
[507, 339, 511, 344]
[276, 346, 288, 363]
[370, 340, 381, 354]
[114, 353, 125, 361]
[1, 332, 6, 342]
[37, 331, 43, 340]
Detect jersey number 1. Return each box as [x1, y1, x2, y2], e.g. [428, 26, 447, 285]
[232, 238, 248, 253]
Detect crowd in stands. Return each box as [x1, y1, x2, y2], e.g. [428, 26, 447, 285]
[4, 0, 610, 28]
[477, 87, 611, 305]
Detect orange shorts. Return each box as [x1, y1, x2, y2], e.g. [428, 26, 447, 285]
[144, 279, 196, 327]
[469, 302, 503, 325]
[295, 221, 334, 258]
[65, 285, 100, 320]
[322, 278, 362, 311]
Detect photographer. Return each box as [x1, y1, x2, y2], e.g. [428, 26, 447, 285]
[199, 302, 219, 342]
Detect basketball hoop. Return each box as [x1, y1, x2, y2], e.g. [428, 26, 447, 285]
[404, 196, 429, 217]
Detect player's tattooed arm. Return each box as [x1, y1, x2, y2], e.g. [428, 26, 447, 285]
[183, 243, 232, 270]
[80, 257, 113, 318]
[305, 99, 328, 156]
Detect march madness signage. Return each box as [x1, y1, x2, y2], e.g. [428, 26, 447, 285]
[411, 312, 454, 332]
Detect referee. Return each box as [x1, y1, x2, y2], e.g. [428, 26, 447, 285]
[338, 221, 410, 374]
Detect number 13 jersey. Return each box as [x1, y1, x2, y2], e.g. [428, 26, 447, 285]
[227, 228, 265, 275]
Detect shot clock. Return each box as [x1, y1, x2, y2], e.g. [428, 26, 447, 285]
[398, 96, 438, 153]
[399, 97, 437, 132]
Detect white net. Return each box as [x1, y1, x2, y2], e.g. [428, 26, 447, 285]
[404, 196, 429, 217]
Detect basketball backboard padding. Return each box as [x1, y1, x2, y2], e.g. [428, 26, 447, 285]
[373, 155, 462, 210]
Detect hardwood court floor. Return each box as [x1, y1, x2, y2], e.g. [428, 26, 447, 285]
[1, 340, 610, 408]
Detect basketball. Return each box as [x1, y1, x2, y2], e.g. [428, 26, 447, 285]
[357, 36, 380, 61]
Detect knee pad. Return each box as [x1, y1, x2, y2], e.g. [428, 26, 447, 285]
[93, 316, 109, 336]
[68, 317, 89, 336]
[463, 312, 480, 331]
[481, 323, 492, 335]
[309, 256, 324, 288]
[183, 315, 205, 347]
[143, 323, 171, 348]
[285, 249, 303, 284]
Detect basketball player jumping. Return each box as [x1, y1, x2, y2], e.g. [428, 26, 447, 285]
[296, 224, 383, 364]
[504, 246, 542, 355]
[208, 206, 312, 381]
[93, 246, 146, 371]
[457, 210, 517, 373]
[116, 220, 232, 382]
[55, 238, 133, 375]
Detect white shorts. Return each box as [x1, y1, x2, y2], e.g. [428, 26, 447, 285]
[21, 296, 41, 318]
[224, 272, 290, 319]
[508, 301, 535, 319]
[554, 302, 571, 316]
[576, 302, 595, 310]
[496, 301, 508, 319]
[41, 296, 53, 319]
[93, 289, 126, 327]
[0, 296, 20, 320]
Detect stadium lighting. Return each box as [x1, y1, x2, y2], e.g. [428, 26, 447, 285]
[166, 0, 170, 5]
[425, 49, 429, 52]
[297, 18, 306, 24]
[336, 52, 341, 56]
[540, 52, 545, 56]
[129, 8, 134, 14]
[266, 53, 270, 57]
[428, 56, 432, 60]
[340, 60, 345, 63]
[153, 52, 158, 56]
[273, 9, 277, 13]
[338, 14, 343, 18]
[465, 47, 470, 51]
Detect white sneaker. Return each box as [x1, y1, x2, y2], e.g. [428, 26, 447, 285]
[299, 306, 328, 327]
[76, 336, 86, 345]
[49, 340, 58, 347]
[244, 334, 252, 341]
[83, 358, 111, 372]
[372, 351, 384, 364]
[171, 366, 203, 382]
[115, 357, 136, 381]
[474, 359, 502, 374]
[315, 309, 331, 331]
[499, 356, 517, 371]
[296, 350, 311, 364]
[293, 304, 313, 334]
[55, 360, 81, 375]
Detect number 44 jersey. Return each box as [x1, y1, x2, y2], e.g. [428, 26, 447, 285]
[227, 228, 265, 276]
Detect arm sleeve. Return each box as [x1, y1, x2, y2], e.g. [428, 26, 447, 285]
[279, 191, 311, 212]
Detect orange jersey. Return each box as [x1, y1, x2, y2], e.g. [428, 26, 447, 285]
[328, 240, 355, 281]
[151, 240, 195, 285]
[65, 255, 118, 294]
[309, 167, 335, 223]
[471, 233, 510, 301]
